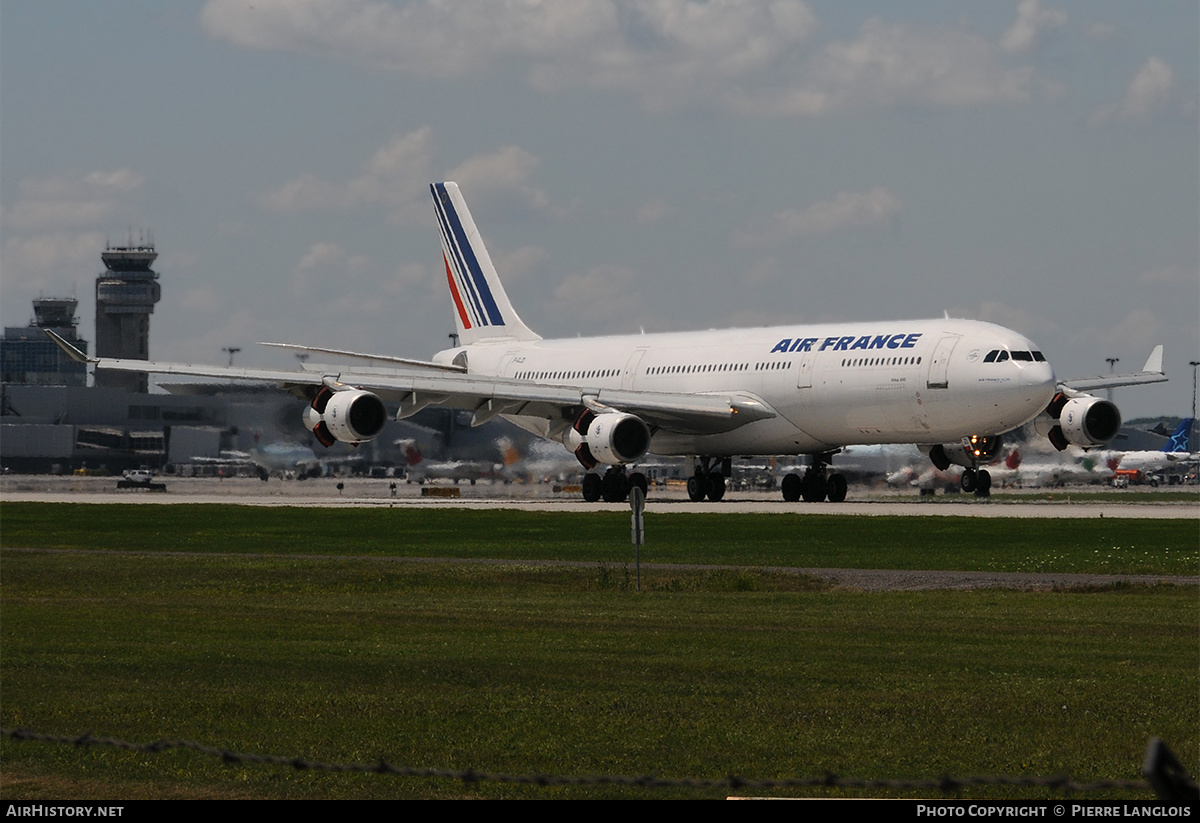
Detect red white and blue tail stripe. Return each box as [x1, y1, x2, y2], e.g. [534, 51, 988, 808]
[432, 182, 539, 345]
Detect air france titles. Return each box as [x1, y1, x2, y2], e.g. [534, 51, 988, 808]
[770, 333, 922, 354]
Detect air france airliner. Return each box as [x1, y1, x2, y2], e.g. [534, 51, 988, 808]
[48, 182, 1166, 504]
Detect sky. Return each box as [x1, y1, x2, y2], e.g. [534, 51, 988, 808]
[2, 0, 1197, 420]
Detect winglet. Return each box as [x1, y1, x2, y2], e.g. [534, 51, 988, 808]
[44, 329, 96, 363]
[1142, 344, 1163, 375]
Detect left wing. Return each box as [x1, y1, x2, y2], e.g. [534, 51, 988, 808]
[1060, 345, 1166, 391]
[45, 330, 774, 436]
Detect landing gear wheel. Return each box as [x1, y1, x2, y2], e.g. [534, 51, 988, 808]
[801, 473, 827, 503]
[582, 473, 602, 503]
[826, 473, 848, 503]
[960, 469, 977, 494]
[628, 472, 648, 497]
[687, 473, 710, 502]
[974, 469, 991, 497]
[781, 473, 801, 503]
[601, 469, 629, 503]
[706, 472, 726, 502]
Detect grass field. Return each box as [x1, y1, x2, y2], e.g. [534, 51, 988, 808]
[2, 503, 1196, 799]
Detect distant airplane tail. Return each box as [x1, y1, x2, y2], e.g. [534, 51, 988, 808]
[431, 182, 540, 346]
[1164, 418, 1195, 453]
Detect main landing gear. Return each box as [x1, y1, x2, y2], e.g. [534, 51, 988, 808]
[581, 466, 647, 503]
[780, 453, 847, 503]
[960, 467, 992, 497]
[687, 457, 731, 502]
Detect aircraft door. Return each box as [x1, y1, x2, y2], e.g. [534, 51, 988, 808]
[498, 352, 520, 378]
[623, 349, 647, 390]
[925, 335, 960, 390]
[796, 352, 814, 389]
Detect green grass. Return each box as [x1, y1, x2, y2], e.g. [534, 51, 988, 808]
[3, 503, 1197, 575]
[1, 504, 1197, 799]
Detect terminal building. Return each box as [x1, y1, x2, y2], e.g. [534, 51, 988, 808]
[1, 297, 89, 387]
[0, 240, 231, 473]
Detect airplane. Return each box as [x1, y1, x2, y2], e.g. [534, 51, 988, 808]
[190, 441, 360, 480]
[985, 446, 1119, 488]
[47, 182, 1168, 504]
[395, 437, 518, 485]
[1103, 418, 1195, 471]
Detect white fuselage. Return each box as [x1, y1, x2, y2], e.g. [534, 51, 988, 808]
[443, 318, 1058, 458]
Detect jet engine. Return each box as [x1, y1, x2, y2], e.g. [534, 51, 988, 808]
[303, 387, 388, 447]
[924, 434, 1004, 470]
[562, 410, 651, 468]
[1035, 392, 1121, 451]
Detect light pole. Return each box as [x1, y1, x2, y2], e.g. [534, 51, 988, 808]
[1105, 358, 1119, 402]
[1190, 361, 1199, 421]
[223, 346, 241, 367]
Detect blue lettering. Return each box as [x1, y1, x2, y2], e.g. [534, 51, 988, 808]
[819, 337, 839, 351]
[771, 339, 792, 354]
[850, 336, 871, 351]
[902, 333, 921, 349]
[795, 337, 816, 352]
[833, 336, 855, 351]
[886, 333, 905, 349]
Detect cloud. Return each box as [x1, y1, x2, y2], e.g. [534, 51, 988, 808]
[753, 19, 1037, 117]
[259, 126, 436, 222]
[733, 187, 899, 247]
[1139, 264, 1197, 287]
[1091, 57, 1175, 124]
[202, 1, 1044, 117]
[547, 263, 642, 326]
[260, 127, 547, 223]
[1000, 0, 1066, 54]
[2, 168, 144, 232]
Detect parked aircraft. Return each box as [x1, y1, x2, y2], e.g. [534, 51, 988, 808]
[986, 446, 1118, 488]
[47, 182, 1167, 503]
[1101, 418, 1195, 474]
[191, 441, 358, 480]
[396, 437, 517, 485]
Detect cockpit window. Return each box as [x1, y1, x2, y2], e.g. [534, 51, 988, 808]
[984, 348, 1045, 364]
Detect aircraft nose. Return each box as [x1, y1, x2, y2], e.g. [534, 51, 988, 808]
[1019, 361, 1056, 394]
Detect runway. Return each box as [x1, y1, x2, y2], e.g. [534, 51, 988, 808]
[4, 474, 1196, 518]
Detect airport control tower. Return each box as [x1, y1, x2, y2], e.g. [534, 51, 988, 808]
[94, 239, 161, 393]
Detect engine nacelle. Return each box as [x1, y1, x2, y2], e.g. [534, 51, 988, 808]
[1035, 392, 1121, 450]
[303, 387, 388, 447]
[924, 435, 1003, 470]
[562, 410, 651, 468]
[1056, 396, 1121, 449]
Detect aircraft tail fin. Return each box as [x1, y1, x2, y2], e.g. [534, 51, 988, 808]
[1164, 418, 1195, 453]
[431, 182, 540, 346]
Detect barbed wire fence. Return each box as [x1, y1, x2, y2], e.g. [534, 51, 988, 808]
[4, 727, 1195, 801]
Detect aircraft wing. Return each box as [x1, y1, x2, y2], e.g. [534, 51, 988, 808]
[46, 330, 774, 436]
[1059, 345, 1167, 391]
[258, 342, 466, 372]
